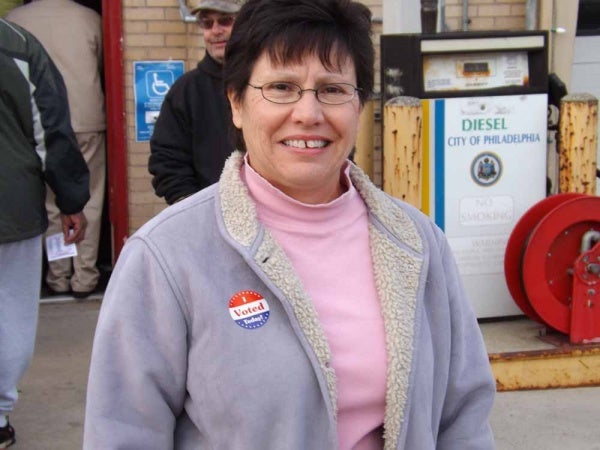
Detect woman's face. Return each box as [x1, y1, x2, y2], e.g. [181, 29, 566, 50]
[229, 52, 362, 204]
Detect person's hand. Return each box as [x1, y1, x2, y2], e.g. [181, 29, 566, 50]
[61, 212, 88, 244]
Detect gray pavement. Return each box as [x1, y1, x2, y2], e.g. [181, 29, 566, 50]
[8, 300, 600, 449]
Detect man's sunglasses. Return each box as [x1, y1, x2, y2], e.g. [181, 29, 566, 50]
[197, 15, 235, 30]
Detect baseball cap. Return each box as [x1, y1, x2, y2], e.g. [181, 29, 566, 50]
[190, 0, 242, 15]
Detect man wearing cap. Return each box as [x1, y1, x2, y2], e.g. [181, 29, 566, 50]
[148, 0, 241, 205]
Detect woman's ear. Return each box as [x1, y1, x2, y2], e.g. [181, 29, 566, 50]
[227, 89, 243, 129]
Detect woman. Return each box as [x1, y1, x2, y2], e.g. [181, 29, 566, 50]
[84, 0, 496, 448]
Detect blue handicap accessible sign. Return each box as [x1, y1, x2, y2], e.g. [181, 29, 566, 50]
[134, 60, 185, 142]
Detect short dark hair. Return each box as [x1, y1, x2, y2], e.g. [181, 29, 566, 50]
[223, 0, 374, 149]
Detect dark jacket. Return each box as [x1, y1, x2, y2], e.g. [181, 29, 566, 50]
[0, 19, 89, 244]
[148, 53, 235, 205]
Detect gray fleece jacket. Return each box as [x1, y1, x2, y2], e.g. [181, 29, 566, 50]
[84, 151, 495, 450]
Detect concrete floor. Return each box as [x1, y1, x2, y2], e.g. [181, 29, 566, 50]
[10, 301, 98, 450]
[480, 316, 556, 354]
[8, 300, 600, 449]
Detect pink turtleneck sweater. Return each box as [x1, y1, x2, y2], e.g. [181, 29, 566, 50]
[242, 160, 387, 449]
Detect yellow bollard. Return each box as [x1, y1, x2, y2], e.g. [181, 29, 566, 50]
[558, 93, 598, 194]
[354, 99, 375, 180]
[382, 96, 423, 209]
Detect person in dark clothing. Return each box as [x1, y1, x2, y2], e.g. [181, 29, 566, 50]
[148, 0, 242, 205]
[0, 18, 89, 447]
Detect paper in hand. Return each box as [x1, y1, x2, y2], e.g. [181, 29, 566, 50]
[46, 232, 78, 262]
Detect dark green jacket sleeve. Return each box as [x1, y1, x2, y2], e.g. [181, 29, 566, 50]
[25, 24, 90, 214]
[1, 19, 90, 243]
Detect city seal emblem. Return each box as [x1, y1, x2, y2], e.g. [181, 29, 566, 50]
[471, 152, 502, 187]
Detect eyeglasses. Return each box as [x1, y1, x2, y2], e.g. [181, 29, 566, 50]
[197, 15, 235, 30]
[247, 81, 362, 105]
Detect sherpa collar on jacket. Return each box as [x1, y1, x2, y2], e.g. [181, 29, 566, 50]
[219, 151, 425, 450]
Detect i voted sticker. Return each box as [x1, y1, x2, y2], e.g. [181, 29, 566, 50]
[228, 290, 270, 329]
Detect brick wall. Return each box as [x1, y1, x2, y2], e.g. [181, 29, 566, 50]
[122, 0, 201, 231]
[443, 0, 526, 31]
[122, 0, 528, 234]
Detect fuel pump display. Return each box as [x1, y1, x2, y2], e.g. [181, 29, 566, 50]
[423, 51, 530, 92]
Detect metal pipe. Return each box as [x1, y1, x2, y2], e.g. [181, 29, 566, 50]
[525, 0, 538, 30]
[438, 0, 447, 32]
[102, 0, 129, 260]
[178, 0, 197, 23]
[462, 0, 469, 31]
[581, 230, 600, 254]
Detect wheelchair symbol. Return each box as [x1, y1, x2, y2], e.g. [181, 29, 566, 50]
[146, 70, 174, 98]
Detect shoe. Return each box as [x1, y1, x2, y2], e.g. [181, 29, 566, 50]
[71, 288, 95, 299]
[0, 418, 15, 448]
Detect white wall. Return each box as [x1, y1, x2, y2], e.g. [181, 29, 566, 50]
[538, 0, 579, 88]
[383, 0, 421, 33]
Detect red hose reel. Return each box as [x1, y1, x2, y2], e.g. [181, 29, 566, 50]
[504, 193, 600, 344]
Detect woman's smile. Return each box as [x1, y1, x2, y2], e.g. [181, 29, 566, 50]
[282, 138, 330, 149]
